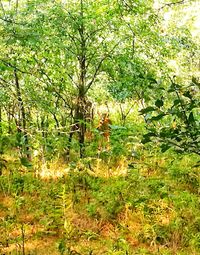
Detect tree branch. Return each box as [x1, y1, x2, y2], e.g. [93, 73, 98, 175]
[0, 0, 5, 15]
[159, 0, 186, 10]
[85, 39, 123, 93]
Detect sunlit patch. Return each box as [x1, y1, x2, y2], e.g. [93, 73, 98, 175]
[1, 237, 59, 255]
[38, 162, 70, 179]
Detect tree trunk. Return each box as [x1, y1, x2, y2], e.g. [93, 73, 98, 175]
[14, 69, 30, 159]
[66, 0, 87, 159]
[78, 0, 87, 158]
[0, 107, 2, 135]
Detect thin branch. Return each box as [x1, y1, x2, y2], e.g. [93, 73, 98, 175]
[64, 45, 78, 56]
[66, 73, 78, 88]
[67, 32, 81, 46]
[32, 57, 74, 109]
[85, 26, 107, 41]
[159, 0, 186, 10]
[0, 16, 23, 25]
[160, 137, 200, 155]
[85, 36, 108, 70]
[53, 61, 78, 87]
[126, 102, 135, 117]
[117, 3, 136, 55]
[15, 0, 19, 14]
[0, 0, 5, 15]
[53, 90, 73, 110]
[0, 59, 32, 75]
[0, 16, 26, 25]
[85, 57, 106, 93]
[85, 39, 123, 93]
[0, 78, 15, 92]
[0, 77, 12, 86]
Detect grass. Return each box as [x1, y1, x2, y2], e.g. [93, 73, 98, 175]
[0, 148, 200, 255]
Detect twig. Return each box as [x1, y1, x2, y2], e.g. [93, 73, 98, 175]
[159, 0, 186, 10]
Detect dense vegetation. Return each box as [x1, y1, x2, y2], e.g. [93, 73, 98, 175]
[0, 0, 199, 254]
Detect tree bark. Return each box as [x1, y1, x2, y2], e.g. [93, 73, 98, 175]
[14, 69, 30, 159]
[66, 0, 87, 159]
[0, 107, 2, 135]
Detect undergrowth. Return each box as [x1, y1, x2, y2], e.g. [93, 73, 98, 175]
[0, 150, 199, 255]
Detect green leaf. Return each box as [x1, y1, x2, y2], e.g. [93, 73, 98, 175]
[139, 106, 156, 115]
[168, 88, 175, 93]
[141, 135, 151, 144]
[192, 77, 200, 86]
[183, 91, 192, 99]
[147, 77, 157, 84]
[175, 136, 182, 142]
[155, 99, 164, 108]
[161, 144, 171, 153]
[141, 132, 156, 144]
[147, 132, 157, 137]
[160, 129, 168, 138]
[151, 113, 166, 121]
[173, 99, 181, 106]
[158, 87, 165, 91]
[141, 137, 151, 144]
[20, 157, 32, 168]
[193, 161, 200, 168]
[58, 239, 66, 255]
[188, 112, 195, 123]
[176, 111, 184, 119]
[168, 83, 181, 93]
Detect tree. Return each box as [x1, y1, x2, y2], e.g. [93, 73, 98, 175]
[0, 0, 199, 161]
[0, 0, 123, 159]
[32, 0, 127, 158]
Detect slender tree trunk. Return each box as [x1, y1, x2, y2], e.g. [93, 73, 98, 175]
[0, 107, 2, 135]
[14, 69, 30, 159]
[40, 115, 49, 139]
[78, 0, 87, 158]
[66, 0, 87, 159]
[6, 105, 12, 134]
[40, 115, 48, 161]
[52, 113, 60, 135]
[66, 98, 86, 160]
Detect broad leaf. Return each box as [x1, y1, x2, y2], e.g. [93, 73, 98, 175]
[155, 99, 164, 108]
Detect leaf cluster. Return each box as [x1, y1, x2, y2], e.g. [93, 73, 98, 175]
[140, 78, 200, 155]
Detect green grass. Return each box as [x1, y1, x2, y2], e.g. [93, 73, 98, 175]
[0, 149, 199, 255]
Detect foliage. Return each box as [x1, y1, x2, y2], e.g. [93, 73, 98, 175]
[0, 1, 200, 254]
[141, 78, 200, 155]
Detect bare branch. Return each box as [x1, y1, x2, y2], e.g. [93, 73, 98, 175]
[85, 37, 107, 70]
[159, 0, 186, 10]
[85, 57, 106, 94]
[0, 0, 5, 15]
[0, 16, 25, 25]
[15, 0, 19, 14]
[53, 90, 72, 110]
[85, 26, 107, 41]
[85, 39, 123, 93]
[0, 59, 32, 75]
[67, 32, 81, 46]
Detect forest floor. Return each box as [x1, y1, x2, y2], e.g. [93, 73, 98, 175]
[0, 150, 200, 255]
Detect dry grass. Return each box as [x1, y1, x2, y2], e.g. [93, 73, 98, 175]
[1, 237, 60, 255]
[1, 153, 199, 255]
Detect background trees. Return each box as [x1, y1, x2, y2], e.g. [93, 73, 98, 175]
[0, 1, 200, 254]
[0, 0, 199, 160]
